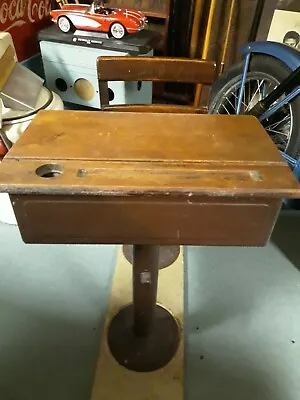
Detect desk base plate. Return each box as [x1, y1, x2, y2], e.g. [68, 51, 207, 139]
[107, 304, 180, 372]
[91, 248, 183, 400]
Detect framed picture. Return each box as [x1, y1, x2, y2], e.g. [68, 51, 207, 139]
[267, 9, 300, 50]
[256, 0, 300, 41]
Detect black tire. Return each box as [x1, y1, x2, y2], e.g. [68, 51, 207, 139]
[57, 16, 75, 34]
[209, 55, 300, 159]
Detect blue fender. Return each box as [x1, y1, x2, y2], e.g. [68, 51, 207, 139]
[240, 41, 300, 71]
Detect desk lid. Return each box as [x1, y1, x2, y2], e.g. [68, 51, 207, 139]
[0, 111, 299, 198]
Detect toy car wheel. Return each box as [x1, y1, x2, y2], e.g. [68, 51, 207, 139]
[110, 23, 126, 39]
[58, 16, 74, 33]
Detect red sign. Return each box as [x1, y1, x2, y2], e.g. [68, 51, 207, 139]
[0, 137, 7, 159]
[0, 0, 52, 61]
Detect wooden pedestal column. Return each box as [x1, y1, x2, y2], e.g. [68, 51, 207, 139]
[123, 244, 181, 270]
[107, 245, 180, 372]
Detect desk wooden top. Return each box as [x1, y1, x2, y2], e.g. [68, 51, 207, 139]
[0, 111, 299, 197]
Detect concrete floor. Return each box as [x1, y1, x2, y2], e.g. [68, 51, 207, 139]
[0, 212, 299, 400]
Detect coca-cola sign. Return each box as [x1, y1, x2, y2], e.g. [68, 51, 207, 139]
[0, 0, 52, 61]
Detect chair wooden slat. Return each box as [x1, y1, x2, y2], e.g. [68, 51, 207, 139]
[97, 56, 217, 111]
[100, 104, 208, 114]
[97, 57, 217, 84]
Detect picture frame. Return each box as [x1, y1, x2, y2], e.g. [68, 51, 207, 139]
[267, 9, 300, 50]
[256, 0, 300, 41]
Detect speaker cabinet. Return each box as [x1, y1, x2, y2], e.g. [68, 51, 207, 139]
[39, 27, 156, 109]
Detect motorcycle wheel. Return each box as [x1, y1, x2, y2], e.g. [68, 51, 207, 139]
[209, 55, 300, 159]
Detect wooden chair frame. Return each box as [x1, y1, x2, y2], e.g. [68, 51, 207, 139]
[97, 56, 217, 113]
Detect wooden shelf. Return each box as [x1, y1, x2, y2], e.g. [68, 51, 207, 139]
[147, 21, 166, 32]
[107, 0, 171, 54]
[107, 1, 169, 19]
[146, 20, 166, 51]
[143, 10, 168, 19]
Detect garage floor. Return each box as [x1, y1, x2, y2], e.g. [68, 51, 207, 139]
[0, 211, 299, 400]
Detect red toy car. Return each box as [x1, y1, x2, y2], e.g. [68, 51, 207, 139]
[50, 1, 147, 40]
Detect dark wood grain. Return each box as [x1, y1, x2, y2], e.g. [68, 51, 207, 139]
[1, 112, 299, 198]
[1, 111, 299, 247]
[100, 105, 208, 113]
[97, 56, 217, 110]
[4, 112, 283, 163]
[11, 194, 281, 246]
[4, 109, 296, 367]
[97, 57, 217, 83]
[133, 245, 159, 336]
[108, 0, 169, 16]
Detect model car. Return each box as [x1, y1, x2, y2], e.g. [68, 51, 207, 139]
[50, 1, 147, 40]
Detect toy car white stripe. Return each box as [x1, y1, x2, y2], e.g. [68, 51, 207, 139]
[69, 15, 101, 28]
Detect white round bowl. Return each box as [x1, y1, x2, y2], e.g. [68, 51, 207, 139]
[3, 87, 64, 144]
[0, 192, 17, 225]
[0, 87, 64, 225]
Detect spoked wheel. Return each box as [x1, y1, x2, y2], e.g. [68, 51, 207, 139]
[209, 55, 300, 159]
[58, 16, 74, 33]
[110, 23, 126, 39]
